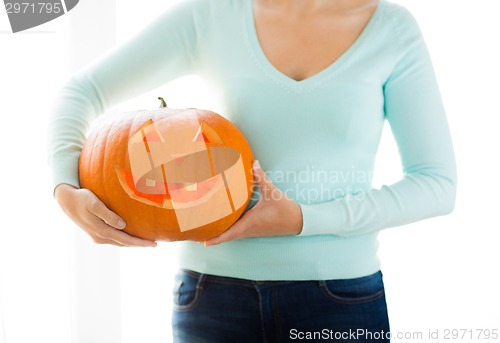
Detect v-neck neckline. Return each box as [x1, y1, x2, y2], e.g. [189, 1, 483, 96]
[244, 0, 384, 92]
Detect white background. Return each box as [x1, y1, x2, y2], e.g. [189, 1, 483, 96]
[1, 0, 499, 342]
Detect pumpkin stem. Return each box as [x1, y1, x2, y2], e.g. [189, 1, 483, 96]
[158, 97, 167, 108]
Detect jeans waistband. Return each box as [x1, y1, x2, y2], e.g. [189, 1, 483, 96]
[179, 269, 383, 289]
[180, 269, 299, 288]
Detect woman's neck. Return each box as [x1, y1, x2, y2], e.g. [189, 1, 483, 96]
[254, 0, 378, 14]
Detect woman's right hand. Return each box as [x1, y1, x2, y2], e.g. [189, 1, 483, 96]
[55, 184, 157, 247]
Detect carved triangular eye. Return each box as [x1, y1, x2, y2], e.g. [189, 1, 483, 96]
[192, 120, 224, 145]
[141, 120, 164, 143]
[193, 126, 210, 143]
[130, 119, 165, 147]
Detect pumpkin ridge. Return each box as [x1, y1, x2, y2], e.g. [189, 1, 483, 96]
[104, 115, 123, 214]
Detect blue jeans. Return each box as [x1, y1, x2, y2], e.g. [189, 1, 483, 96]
[171, 269, 390, 342]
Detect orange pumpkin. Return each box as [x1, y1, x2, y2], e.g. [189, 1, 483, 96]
[79, 98, 254, 242]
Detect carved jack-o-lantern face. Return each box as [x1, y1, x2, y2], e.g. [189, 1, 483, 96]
[79, 106, 254, 241]
[116, 110, 249, 233]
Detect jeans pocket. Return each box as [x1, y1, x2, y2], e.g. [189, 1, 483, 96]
[172, 270, 205, 312]
[319, 271, 385, 305]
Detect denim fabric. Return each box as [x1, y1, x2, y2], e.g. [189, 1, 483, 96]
[171, 269, 390, 342]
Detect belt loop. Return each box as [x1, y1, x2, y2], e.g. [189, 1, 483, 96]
[196, 272, 206, 290]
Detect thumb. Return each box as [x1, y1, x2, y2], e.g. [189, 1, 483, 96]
[86, 191, 126, 230]
[253, 160, 276, 194]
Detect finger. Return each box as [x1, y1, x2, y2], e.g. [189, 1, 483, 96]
[91, 235, 126, 247]
[101, 229, 157, 247]
[87, 196, 126, 230]
[103, 229, 158, 247]
[87, 216, 157, 247]
[205, 213, 251, 246]
[204, 228, 236, 246]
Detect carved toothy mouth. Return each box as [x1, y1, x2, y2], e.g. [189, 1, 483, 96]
[116, 146, 243, 209]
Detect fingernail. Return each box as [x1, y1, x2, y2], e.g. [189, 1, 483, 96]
[253, 160, 260, 169]
[117, 219, 126, 229]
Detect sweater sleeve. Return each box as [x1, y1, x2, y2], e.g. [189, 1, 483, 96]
[298, 8, 457, 237]
[47, 0, 203, 191]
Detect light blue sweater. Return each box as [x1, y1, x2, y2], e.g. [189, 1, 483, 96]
[48, 0, 456, 280]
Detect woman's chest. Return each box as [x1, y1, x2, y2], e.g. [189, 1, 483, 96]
[253, 3, 378, 82]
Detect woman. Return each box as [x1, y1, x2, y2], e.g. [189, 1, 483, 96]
[49, 0, 457, 341]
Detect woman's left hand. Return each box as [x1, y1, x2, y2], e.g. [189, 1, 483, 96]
[205, 160, 303, 246]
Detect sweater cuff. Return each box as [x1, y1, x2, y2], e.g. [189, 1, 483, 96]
[49, 154, 81, 195]
[298, 200, 346, 236]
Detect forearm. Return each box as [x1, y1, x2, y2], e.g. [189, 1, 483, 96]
[299, 169, 456, 237]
